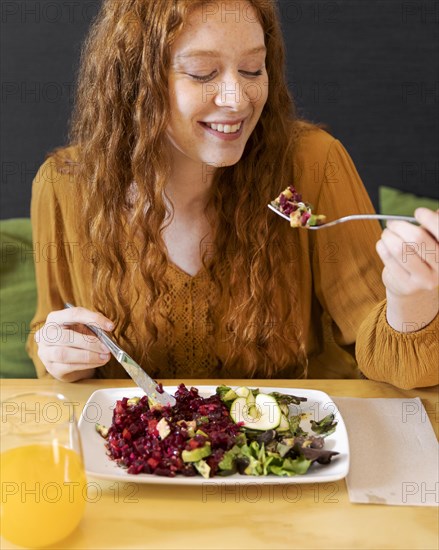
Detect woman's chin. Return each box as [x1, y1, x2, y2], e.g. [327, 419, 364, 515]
[202, 153, 244, 168]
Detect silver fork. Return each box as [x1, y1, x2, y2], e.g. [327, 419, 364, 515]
[267, 204, 417, 230]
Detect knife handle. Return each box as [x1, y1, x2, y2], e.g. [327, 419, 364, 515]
[64, 303, 119, 359]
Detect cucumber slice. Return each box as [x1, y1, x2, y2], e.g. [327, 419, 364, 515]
[230, 397, 248, 422]
[248, 405, 259, 419]
[230, 393, 281, 431]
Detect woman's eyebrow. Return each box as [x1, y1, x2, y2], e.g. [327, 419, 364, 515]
[175, 45, 267, 59]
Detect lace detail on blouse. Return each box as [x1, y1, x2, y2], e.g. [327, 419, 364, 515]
[160, 264, 220, 378]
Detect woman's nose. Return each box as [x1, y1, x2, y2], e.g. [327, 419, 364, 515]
[210, 74, 261, 108]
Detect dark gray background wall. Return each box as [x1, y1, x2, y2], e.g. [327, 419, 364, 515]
[1, 0, 438, 219]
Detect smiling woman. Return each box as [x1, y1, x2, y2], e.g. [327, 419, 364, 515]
[167, 15, 268, 166]
[27, 0, 438, 389]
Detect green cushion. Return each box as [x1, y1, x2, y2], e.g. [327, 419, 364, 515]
[379, 186, 439, 216]
[0, 218, 37, 378]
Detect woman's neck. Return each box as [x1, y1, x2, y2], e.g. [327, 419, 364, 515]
[161, 158, 216, 276]
[165, 158, 215, 217]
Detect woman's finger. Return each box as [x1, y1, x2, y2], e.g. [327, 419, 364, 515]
[376, 239, 412, 292]
[415, 207, 439, 242]
[34, 306, 115, 381]
[39, 344, 110, 366]
[380, 226, 433, 280]
[46, 306, 115, 331]
[386, 219, 439, 273]
[36, 325, 110, 354]
[377, 233, 438, 294]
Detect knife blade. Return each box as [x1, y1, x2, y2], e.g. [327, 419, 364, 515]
[64, 303, 176, 407]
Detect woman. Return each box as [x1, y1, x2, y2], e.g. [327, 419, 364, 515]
[27, 0, 438, 388]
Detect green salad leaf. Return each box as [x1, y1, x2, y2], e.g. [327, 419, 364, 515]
[269, 391, 308, 406]
[216, 386, 340, 476]
[310, 413, 338, 437]
[218, 439, 315, 477]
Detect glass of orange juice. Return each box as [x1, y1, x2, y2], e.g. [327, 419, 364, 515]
[0, 392, 87, 548]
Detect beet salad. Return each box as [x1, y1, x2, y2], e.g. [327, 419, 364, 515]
[96, 384, 339, 479]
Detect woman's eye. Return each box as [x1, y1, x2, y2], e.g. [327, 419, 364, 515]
[240, 70, 264, 78]
[188, 72, 216, 82]
[188, 69, 264, 83]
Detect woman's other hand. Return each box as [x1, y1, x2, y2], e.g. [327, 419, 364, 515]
[34, 307, 114, 382]
[376, 208, 439, 332]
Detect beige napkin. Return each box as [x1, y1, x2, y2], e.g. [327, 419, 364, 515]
[332, 397, 438, 506]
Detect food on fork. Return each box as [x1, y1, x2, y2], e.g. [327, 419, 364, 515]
[271, 185, 326, 227]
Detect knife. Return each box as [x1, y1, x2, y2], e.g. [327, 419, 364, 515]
[64, 303, 176, 407]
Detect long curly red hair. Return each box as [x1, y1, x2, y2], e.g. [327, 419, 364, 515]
[51, 0, 312, 378]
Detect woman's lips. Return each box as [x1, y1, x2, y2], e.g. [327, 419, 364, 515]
[199, 121, 244, 141]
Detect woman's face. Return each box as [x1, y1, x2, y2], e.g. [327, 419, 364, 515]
[167, 1, 269, 170]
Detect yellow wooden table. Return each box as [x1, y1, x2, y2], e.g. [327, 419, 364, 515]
[1, 378, 438, 550]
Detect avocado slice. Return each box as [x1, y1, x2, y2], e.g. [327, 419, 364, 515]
[182, 443, 212, 462]
[193, 459, 211, 479]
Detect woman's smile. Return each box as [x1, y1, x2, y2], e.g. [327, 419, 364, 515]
[198, 118, 245, 140]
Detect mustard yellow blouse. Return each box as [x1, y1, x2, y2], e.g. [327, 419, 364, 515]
[26, 128, 438, 388]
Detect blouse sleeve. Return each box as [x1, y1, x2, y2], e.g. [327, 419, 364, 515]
[311, 138, 438, 389]
[25, 156, 74, 378]
[356, 301, 439, 389]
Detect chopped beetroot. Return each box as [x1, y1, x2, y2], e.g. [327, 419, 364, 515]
[105, 384, 241, 477]
[273, 184, 326, 227]
[301, 212, 311, 225]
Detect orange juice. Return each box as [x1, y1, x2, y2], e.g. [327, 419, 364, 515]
[0, 444, 87, 548]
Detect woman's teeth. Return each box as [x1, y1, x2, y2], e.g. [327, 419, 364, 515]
[205, 122, 242, 134]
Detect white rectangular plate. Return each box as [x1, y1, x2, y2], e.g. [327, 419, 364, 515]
[78, 385, 349, 485]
